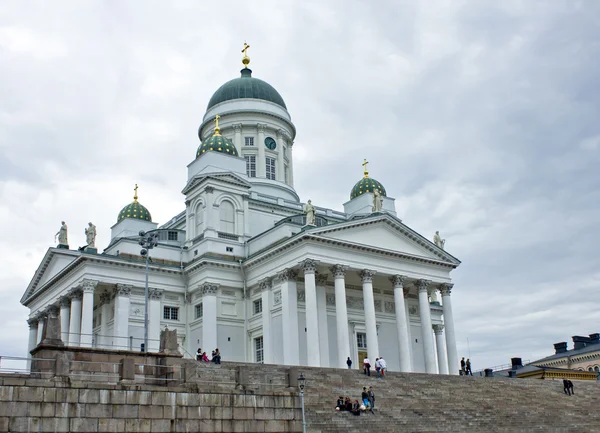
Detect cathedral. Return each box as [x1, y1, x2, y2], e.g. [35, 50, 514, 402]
[21, 47, 461, 375]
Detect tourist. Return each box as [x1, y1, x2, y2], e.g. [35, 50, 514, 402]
[460, 357, 466, 375]
[211, 348, 221, 364]
[363, 357, 371, 376]
[196, 348, 202, 361]
[351, 400, 361, 416]
[563, 378, 571, 395]
[346, 357, 352, 369]
[361, 387, 370, 409]
[567, 380, 574, 395]
[335, 396, 345, 411]
[375, 357, 381, 377]
[201, 352, 210, 362]
[368, 386, 376, 414]
[344, 396, 352, 411]
[466, 358, 472, 376]
[378, 356, 387, 377]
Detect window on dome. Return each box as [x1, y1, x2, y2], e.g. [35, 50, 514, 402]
[195, 204, 204, 236]
[244, 137, 254, 146]
[219, 201, 235, 234]
[266, 157, 276, 180]
[245, 155, 256, 177]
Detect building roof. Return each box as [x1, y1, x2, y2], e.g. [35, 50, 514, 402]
[531, 343, 600, 364]
[207, 68, 287, 110]
[350, 176, 387, 200]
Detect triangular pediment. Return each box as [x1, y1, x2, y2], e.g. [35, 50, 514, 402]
[21, 249, 80, 304]
[182, 172, 251, 195]
[311, 215, 460, 265]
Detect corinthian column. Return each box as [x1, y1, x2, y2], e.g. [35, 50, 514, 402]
[113, 284, 131, 350]
[391, 275, 411, 372]
[316, 273, 330, 367]
[233, 123, 242, 154]
[80, 279, 98, 347]
[441, 283, 459, 375]
[201, 284, 219, 355]
[260, 278, 273, 364]
[257, 123, 266, 178]
[68, 289, 83, 346]
[59, 297, 70, 345]
[301, 259, 321, 366]
[433, 324, 448, 374]
[417, 279, 436, 373]
[278, 269, 299, 365]
[360, 269, 379, 362]
[331, 265, 350, 368]
[149, 288, 163, 352]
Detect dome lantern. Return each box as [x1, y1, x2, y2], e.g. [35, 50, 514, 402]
[196, 114, 239, 158]
[350, 159, 387, 200]
[117, 184, 152, 223]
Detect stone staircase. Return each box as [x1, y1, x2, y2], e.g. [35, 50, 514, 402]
[189, 361, 600, 432]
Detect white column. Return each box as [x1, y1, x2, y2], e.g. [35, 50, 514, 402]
[79, 280, 98, 348]
[331, 265, 350, 369]
[59, 297, 70, 345]
[441, 283, 459, 375]
[301, 259, 321, 367]
[233, 124, 242, 154]
[257, 123, 266, 178]
[417, 280, 436, 373]
[288, 141, 294, 187]
[404, 288, 414, 371]
[279, 269, 299, 365]
[434, 324, 448, 374]
[68, 290, 82, 346]
[98, 292, 111, 348]
[276, 130, 285, 182]
[204, 186, 215, 232]
[201, 284, 218, 354]
[316, 274, 330, 367]
[27, 319, 38, 358]
[260, 278, 273, 364]
[391, 275, 412, 372]
[149, 288, 163, 352]
[360, 269, 380, 362]
[36, 317, 45, 344]
[113, 284, 131, 350]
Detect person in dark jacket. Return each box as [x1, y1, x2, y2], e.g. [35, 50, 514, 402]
[346, 357, 352, 369]
[352, 400, 361, 416]
[336, 396, 345, 411]
[563, 378, 571, 395]
[344, 397, 353, 412]
[368, 386, 375, 414]
[567, 380, 574, 395]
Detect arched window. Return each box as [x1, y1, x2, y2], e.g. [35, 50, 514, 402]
[195, 204, 204, 236]
[595, 366, 599, 372]
[219, 201, 235, 234]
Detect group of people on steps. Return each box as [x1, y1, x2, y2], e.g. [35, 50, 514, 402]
[335, 386, 376, 415]
[195, 347, 221, 364]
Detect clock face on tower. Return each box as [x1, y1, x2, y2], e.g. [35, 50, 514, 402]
[264, 137, 277, 150]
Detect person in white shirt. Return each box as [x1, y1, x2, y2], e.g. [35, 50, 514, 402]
[378, 357, 387, 378]
[363, 358, 371, 376]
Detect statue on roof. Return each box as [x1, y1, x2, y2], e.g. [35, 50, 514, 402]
[85, 222, 97, 248]
[304, 200, 316, 226]
[55, 221, 68, 247]
[433, 231, 445, 249]
[372, 189, 383, 213]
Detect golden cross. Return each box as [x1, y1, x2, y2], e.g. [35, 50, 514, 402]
[134, 184, 139, 202]
[242, 42, 250, 56]
[362, 159, 369, 178]
[215, 114, 220, 129]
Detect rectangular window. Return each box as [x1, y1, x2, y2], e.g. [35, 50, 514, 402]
[244, 137, 254, 146]
[163, 306, 179, 321]
[357, 332, 367, 349]
[245, 155, 256, 177]
[266, 157, 276, 180]
[195, 303, 203, 319]
[253, 299, 263, 315]
[255, 336, 264, 363]
[168, 231, 178, 241]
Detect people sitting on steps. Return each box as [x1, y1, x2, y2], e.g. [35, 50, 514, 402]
[200, 351, 210, 362]
[211, 348, 221, 364]
[352, 400, 362, 416]
[344, 396, 352, 411]
[196, 347, 202, 361]
[335, 396, 345, 411]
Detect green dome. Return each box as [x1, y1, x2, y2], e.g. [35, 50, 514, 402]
[350, 177, 387, 200]
[207, 68, 287, 110]
[118, 201, 152, 223]
[196, 133, 239, 158]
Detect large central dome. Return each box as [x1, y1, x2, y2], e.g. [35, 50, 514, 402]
[207, 68, 287, 110]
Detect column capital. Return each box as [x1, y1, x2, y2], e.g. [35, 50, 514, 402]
[440, 283, 454, 296]
[45, 305, 60, 318]
[70, 288, 83, 300]
[81, 279, 99, 293]
[149, 288, 164, 300]
[259, 278, 272, 292]
[99, 291, 111, 304]
[416, 279, 430, 293]
[300, 258, 318, 274]
[315, 274, 328, 285]
[277, 268, 297, 282]
[232, 123, 242, 132]
[201, 283, 219, 296]
[276, 129, 284, 138]
[329, 264, 348, 278]
[390, 274, 406, 288]
[27, 317, 39, 327]
[59, 296, 71, 308]
[360, 269, 376, 283]
[433, 324, 445, 334]
[257, 123, 267, 132]
[114, 284, 132, 297]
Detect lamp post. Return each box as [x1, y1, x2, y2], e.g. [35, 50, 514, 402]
[139, 230, 159, 352]
[298, 373, 307, 433]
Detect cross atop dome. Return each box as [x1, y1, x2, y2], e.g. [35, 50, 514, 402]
[242, 42, 250, 68]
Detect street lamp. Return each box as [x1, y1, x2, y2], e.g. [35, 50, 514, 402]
[139, 230, 159, 352]
[297, 373, 307, 433]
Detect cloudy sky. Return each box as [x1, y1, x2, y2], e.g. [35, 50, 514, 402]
[1, 0, 599, 370]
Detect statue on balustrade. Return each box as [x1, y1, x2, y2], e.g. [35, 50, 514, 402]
[433, 231, 445, 250]
[85, 222, 97, 248]
[304, 199, 316, 226]
[55, 221, 68, 247]
[372, 189, 383, 213]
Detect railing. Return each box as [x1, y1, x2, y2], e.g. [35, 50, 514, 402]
[54, 331, 161, 352]
[0, 355, 55, 377]
[217, 232, 239, 241]
[474, 360, 531, 375]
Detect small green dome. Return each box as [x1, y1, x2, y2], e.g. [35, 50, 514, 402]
[118, 201, 152, 222]
[207, 68, 287, 110]
[350, 177, 387, 200]
[196, 133, 239, 158]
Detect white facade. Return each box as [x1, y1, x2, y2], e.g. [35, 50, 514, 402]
[21, 62, 461, 374]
